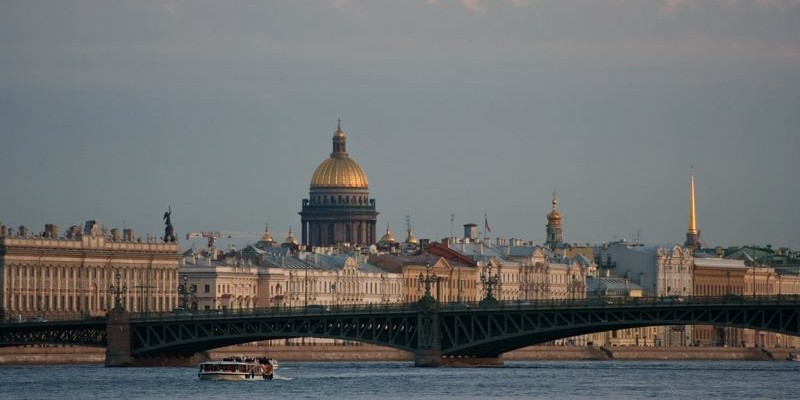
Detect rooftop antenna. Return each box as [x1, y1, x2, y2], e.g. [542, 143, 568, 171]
[633, 229, 642, 245]
[450, 214, 455, 240]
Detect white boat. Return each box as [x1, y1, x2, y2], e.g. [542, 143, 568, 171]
[789, 353, 800, 362]
[198, 357, 277, 381]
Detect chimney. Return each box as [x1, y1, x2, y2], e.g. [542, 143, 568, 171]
[463, 223, 478, 242]
[18, 225, 28, 237]
[123, 229, 134, 242]
[111, 228, 120, 241]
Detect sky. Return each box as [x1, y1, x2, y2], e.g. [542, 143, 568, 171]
[1, 0, 799, 250]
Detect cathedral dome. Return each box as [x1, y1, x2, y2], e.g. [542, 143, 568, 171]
[310, 157, 369, 189]
[310, 125, 369, 189]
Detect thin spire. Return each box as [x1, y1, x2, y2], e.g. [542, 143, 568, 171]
[551, 191, 558, 211]
[688, 165, 697, 234]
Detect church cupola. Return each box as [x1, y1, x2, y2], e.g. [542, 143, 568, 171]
[545, 192, 564, 248]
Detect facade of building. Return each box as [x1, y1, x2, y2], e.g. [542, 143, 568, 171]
[594, 242, 694, 346]
[184, 246, 405, 311]
[1, 221, 181, 321]
[693, 257, 800, 348]
[299, 123, 379, 247]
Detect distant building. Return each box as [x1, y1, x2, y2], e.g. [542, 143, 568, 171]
[1, 220, 181, 321]
[594, 241, 694, 346]
[299, 123, 379, 247]
[693, 255, 800, 348]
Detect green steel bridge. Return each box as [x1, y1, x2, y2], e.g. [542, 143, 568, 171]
[1, 295, 799, 366]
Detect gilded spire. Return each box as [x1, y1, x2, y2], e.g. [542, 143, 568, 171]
[688, 166, 697, 235]
[684, 166, 702, 250]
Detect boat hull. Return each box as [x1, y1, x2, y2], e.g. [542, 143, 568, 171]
[198, 358, 276, 381]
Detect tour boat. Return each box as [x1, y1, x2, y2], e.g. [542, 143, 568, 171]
[198, 357, 277, 381]
[789, 353, 800, 362]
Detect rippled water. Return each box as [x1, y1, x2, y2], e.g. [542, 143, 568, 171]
[1, 361, 799, 400]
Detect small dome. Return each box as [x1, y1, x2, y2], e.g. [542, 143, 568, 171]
[405, 228, 418, 244]
[380, 227, 395, 243]
[283, 228, 298, 245]
[547, 196, 562, 224]
[261, 224, 274, 243]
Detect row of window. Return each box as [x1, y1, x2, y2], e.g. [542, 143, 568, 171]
[7, 265, 173, 281]
[311, 194, 369, 206]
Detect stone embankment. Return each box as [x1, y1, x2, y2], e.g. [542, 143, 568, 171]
[1, 344, 796, 365]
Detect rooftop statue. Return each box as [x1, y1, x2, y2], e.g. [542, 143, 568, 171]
[163, 206, 176, 243]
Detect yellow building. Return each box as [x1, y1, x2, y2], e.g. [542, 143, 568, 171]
[1, 221, 181, 321]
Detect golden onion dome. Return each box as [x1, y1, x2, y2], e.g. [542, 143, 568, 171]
[261, 224, 274, 243]
[283, 228, 298, 245]
[380, 227, 396, 243]
[310, 123, 369, 189]
[405, 228, 418, 244]
[547, 195, 562, 224]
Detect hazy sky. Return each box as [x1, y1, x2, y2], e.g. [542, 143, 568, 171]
[1, 0, 799, 249]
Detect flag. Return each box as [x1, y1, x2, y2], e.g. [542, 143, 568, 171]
[484, 214, 492, 233]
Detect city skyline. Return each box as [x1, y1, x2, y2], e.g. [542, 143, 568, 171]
[1, 1, 799, 248]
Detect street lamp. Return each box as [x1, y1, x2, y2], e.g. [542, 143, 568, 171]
[480, 262, 500, 305]
[330, 283, 337, 309]
[418, 264, 439, 301]
[109, 273, 127, 311]
[177, 275, 196, 310]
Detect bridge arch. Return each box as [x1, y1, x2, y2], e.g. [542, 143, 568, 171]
[438, 300, 800, 357]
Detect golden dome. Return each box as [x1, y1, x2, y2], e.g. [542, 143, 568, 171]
[380, 226, 395, 243]
[405, 228, 418, 244]
[261, 223, 274, 243]
[310, 123, 369, 189]
[310, 157, 369, 189]
[283, 227, 298, 245]
[547, 194, 562, 224]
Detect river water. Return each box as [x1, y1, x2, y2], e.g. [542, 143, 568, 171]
[1, 361, 798, 400]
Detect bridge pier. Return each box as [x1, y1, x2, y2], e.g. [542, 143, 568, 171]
[105, 309, 133, 367]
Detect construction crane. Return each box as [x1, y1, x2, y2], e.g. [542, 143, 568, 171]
[185, 231, 262, 248]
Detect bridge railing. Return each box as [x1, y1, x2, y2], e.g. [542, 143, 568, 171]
[4, 294, 798, 325]
[129, 302, 421, 321]
[437, 294, 800, 311]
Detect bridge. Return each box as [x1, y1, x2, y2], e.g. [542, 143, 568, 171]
[2, 295, 799, 367]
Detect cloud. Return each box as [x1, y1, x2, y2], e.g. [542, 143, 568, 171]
[462, 0, 485, 14]
[332, 0, 354, 8]
[660, 0, 800, 14]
